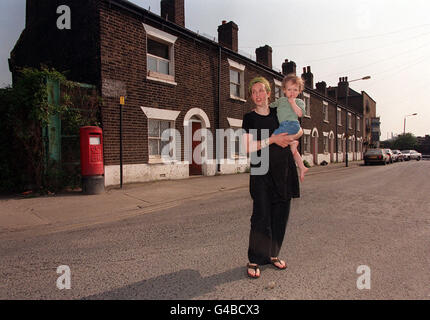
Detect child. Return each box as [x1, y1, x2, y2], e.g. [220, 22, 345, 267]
[270, 74, 308, 182]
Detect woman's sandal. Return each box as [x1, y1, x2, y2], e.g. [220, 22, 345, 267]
[271, 257, 287, 270]
[247, 263, 261, 279]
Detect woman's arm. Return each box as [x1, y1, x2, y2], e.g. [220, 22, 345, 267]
[242, 132, 292, 153]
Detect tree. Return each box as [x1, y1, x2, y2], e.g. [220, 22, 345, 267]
[391, 133, 417, 150]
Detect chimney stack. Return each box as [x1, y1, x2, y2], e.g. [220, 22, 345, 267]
[301, 66, 314, 89]
[255, 45, 272, 69]
[316, 81, 327, 96]
[282, 59, 296, 75]
[217, 21, 239, 52]
[161, 0, 185, 27]
[337, 76, 349, 99]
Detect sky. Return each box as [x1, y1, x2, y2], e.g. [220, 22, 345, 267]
[1, 0, 429, 139]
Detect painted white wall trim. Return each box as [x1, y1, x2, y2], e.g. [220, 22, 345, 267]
[183, 108, 211, 127]
[227, 117, 243, 128]
[142, 23, 178, 44]
[141, 106, 180, 121]
[227, 58, 245, 71]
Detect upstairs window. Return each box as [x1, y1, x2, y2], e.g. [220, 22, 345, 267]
[337, 108, 342, 126]
[147, 38, 170, 75]
[228, 59, 246, 101]
[274, 79, 283, 99]
[143, 23, 177, 85]
[323, 101, 329, 122]
[303, 93, 311, 117]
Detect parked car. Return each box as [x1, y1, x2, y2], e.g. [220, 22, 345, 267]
[364, 149, 390, 165]
[391, 150, 404, 162]
[384, 149, 394, 163]
[410, 150, 422, 161]
[401, 150, 411, 161]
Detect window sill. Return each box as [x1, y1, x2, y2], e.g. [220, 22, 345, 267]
[229, 95, 247, 103]
[323, 120, 329, 123]
[148, 158, 178, 164]
[147, 71, 177, 86]
[304, 115, 311, 119]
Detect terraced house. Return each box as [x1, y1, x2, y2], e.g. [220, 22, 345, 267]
[10, 0, 375, 186]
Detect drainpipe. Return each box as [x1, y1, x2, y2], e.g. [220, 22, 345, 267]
[217, 46, 221, 173]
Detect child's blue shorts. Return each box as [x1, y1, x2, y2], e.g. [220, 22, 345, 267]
[273, 120, 300, 135]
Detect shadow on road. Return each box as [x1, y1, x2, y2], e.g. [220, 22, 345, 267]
[82, 267, 244, 300]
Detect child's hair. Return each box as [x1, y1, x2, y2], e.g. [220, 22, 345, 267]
[282, 74, 305, 93]
[248, 76, 271, 95]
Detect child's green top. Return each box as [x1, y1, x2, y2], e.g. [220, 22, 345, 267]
[270, 97, 306, 122]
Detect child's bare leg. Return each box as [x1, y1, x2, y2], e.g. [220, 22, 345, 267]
[290, 140, 308, 182]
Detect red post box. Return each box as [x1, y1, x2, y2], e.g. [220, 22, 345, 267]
[80, 126, 104, 194]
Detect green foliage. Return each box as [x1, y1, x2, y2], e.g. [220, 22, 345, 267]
[303, 160, 311, 168]
[390, 133, 418, 150]
[0, 67, 100, 193]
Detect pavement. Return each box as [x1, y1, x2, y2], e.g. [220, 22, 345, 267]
[0, 160, 363, 236]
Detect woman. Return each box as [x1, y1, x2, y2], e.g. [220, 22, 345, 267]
[242, 77, 302, 279]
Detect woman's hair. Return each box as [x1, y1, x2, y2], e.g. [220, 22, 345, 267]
[282, 74, 305, 93]
[248, 76, 271, 95]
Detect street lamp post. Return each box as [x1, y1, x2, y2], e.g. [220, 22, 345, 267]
[344, 76, 371, 167]
[403, 113, 417, 135]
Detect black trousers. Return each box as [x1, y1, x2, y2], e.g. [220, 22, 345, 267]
[248, 174, 292, 265]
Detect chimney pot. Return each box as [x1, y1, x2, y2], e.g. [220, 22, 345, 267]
[255, 45, 273, 69]
[217, 21, 239, 52]
[161, 0, 185, 27]
[282, 59, 296, 75]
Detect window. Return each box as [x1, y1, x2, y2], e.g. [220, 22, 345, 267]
[304, 134, 311, 154]
[357, 116, 361, 131]
[337, 108, 342, 126]
[303, 93, 311, 117]
[230, 69, 241, 98]
[147, 38, 170, 75]
[143, 23, 178, 85]
[323, 135, 329, 153]
[274, 79, 282, 99]
[148, 119, 173, 159]
[347, 138, 352, 152]
[228, 59, 245, 101]
[348, 113, 352, 129]
[323, 102, 329, 122]
[337, 136, 343, 152]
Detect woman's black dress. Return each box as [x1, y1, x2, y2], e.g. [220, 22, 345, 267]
[242, 108, 300, 265]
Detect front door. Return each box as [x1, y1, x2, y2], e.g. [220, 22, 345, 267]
[189, 121, 202, 175]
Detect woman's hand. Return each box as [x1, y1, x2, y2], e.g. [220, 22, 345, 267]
[271, 132, 292, 148]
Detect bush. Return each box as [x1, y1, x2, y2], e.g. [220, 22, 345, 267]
[303, 160, 311, 168]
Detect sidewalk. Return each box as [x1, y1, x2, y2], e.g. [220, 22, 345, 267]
[0, 161, 362, 236]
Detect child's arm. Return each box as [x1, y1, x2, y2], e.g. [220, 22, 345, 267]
[288, 98, 305, 117]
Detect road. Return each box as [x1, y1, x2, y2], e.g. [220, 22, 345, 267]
[1, 161, 429, 300]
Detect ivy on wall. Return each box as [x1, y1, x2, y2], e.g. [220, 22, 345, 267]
[0, 67, 101, 193]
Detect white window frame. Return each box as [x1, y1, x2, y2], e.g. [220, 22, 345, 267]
[227, 117, 247, 159]
[143, 23, 178, 85]
[323, 132, 329, 153]
[357, 116, 361, 131]
[228, 59, 246, 102]
[274, 79, 283, 99]
[348, 112, 352, 129]
[303, 129, 311, 154]
[303, 92, 311, 118]
[337, 134, 343, 153]
[323, 101, 329, 122]
[141, 107, 181, 163]
[337, 107, 342, 126]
